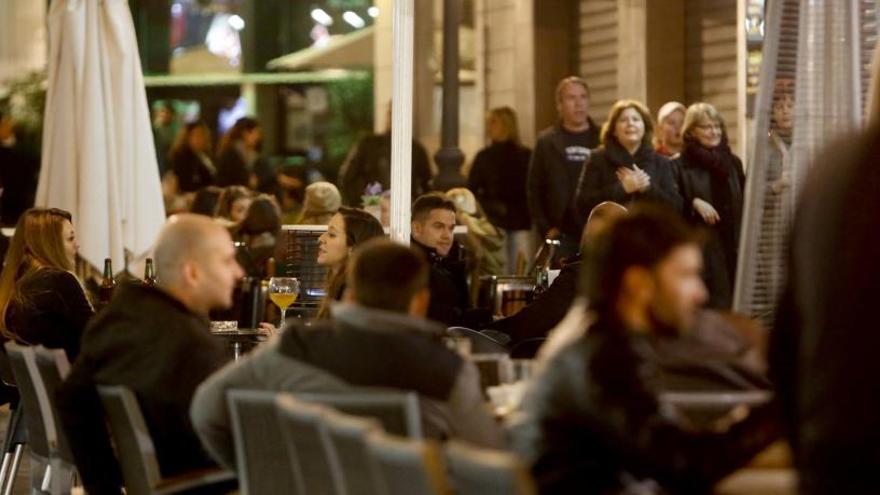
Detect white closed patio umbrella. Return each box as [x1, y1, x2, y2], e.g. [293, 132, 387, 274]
[36, 0, 165, 271]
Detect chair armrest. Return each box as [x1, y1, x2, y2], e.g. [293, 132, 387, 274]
[155, 467, 237, 495]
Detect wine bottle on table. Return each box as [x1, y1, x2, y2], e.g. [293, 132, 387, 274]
[143, 258, 157, 287]
[99, 258, 116, 305]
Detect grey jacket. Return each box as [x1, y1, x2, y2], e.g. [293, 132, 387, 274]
[190, 304, 502, 468]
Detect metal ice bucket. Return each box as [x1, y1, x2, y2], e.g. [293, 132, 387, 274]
[477, 276, 536, 318]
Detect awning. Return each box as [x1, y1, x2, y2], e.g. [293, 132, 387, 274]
[266, 26, 374, 71]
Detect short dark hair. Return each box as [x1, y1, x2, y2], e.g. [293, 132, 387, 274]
[348, 239, 430, 312]
[581, 203, 703, 314]
[411, 193, 456, 223]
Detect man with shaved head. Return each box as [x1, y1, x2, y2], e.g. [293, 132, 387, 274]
[57, 214, 243, 494]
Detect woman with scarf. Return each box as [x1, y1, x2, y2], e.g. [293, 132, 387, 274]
[575, 99, 682, 226]
[676, 102, 745, 309]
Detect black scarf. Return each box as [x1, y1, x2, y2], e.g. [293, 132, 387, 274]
[682, 136, 734, 182]
[603, 139, 654, 169]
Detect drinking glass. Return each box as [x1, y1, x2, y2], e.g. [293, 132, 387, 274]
[268, 277, 300, 328]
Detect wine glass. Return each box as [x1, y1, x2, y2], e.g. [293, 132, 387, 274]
[268, 277, 300, 329]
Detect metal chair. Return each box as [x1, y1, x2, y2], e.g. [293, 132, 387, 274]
[31, 346, 77, 493]
[4, 343, 56, 493]
[96, 385, 235, 495]
[226, 389, 303, 495]
[321, 409, 385, 495]
[295, 391, 422, 438]
[445, 441, 536, 495]
[275, 393, 346, 495]
[446, 327, 508, 354]
[32, 347, 73, 461]
[0, 345, 24, 495]
[366, 431, 450, 495]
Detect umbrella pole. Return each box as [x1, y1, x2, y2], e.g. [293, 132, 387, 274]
[389, 0, 414, 245]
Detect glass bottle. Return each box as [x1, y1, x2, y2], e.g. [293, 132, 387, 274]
[99, 258, 116, 305]
[142, 258, 157, 287]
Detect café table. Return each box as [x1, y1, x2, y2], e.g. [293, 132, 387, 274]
[210, 328, 265, 360]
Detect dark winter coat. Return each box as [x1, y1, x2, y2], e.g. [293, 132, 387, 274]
[5, 268, 93, 361]
[468, 140, 532, 230]
[575, 139, 683, 224]
[170, 146, 215, 192]
[676, 138, 745, 309]
[527, 122, 600, 238]
[57, 284, 230, 494]
[518, 316, 778, 494]
[411, 238, 470, 326]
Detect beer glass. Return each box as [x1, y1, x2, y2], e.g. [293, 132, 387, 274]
[268, 277, 300, 329]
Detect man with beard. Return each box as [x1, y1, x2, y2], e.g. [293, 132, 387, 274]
[516, 204, 777, 494]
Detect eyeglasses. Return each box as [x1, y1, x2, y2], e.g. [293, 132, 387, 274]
[695, 123, 723, 131]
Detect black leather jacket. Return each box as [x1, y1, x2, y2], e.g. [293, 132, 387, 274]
[411, 238, 470, 326]
[515, 317, 778, 494]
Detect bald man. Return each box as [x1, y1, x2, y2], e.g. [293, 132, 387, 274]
[57, 214, 243, 495]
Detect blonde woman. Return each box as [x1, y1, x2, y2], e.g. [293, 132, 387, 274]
[468, 107, 533, 273]
[677, 102, 745, 309]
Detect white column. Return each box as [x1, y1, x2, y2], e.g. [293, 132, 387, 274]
[390, 0, 414, 244]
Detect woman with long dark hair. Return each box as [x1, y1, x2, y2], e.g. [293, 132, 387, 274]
[233, 194, 282, 278]
[0, 208, 93, 359]
[215, 185, 253, 224]
[169, 121, 215, 193]
[216, 117, 262, 188]
[315, 207, 384, 318]
[677, 102, 745, 308]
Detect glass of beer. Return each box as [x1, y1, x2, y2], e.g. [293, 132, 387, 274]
[268, 277, 300, 329]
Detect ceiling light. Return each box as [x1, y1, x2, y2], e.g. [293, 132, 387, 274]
[343, 11, 365, 29]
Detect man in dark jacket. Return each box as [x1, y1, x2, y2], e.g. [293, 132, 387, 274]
[516, 205, 777, 494]
[190, 239, 501, 468]
[527, 76, 600, 262]
[57, 215, 244, 494]
[410, 193, 471, 326]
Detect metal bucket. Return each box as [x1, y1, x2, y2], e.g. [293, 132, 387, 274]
[477, 276, 536, 318]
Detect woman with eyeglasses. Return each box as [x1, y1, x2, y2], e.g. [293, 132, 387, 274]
[676, 102, 745, 309]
